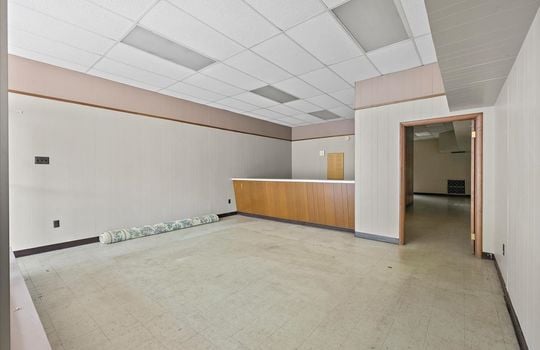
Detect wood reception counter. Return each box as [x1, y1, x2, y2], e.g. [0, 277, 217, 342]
[232, 178, 355, 231]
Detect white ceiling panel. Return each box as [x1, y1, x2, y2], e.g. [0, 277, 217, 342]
[414, 34, 437, 64]
[11, 0, 133, 39]
[167, 81, 225, 101]
[233, 92, 278, 108]
[286, 12, 363, 65]
[322, 0, 351, 9]
[225, 51, 291, 84]
[285, 99, 320, 113]
[139, 1, 243, 60]
[245, 0, 326, 30]
[9, 29, 101, 68]
[93, 58, 176, 88]
[367, 39, 422, 74]
[8, 46, 90, 72]
[252, 34, 323, 75]
[160, 90, 209, 105]
[87, 0, 157, 21]
[329, 56, 380, 85]
[306, 94, 343, 109]
[107, 43, 195, 81]
[252, 109, 287, 119]
[400, 0, 431, 37]
[216, 97, 259, 112]
[202, 63, 265, 90]
[329, 105, 354, 118]
[277, 116, 304, 126]
[272, 77, 322, 99]
[8, 3, 115, 54]
[169, 0, 279, 47]
[329, 88, 355, 106]
[294, 113, 324, 123]
[89, 69, 160, 91]
[268, 104, 302, 116]
[299, 67, 350, 93]
[183, 73, 243, 96]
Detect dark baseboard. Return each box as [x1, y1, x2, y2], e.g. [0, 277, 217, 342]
[482, 252, 495, 260]
[414, 192, 471, 197]
[218, 211, 237, 218]
[493, 257, 529, 350]
[354, 231, 400, 244]
[238, 212, 354, 233]
[15, 211, 238, 258]
[13, 236, 99, 258]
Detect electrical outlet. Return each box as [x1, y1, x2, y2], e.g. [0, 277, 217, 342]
[502, 243, 505, 256]
[53, 220, 60, 228]
[228, 199, 231, 204]
[35, 156, 50, 165]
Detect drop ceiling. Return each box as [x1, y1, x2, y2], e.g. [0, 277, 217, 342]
[8, 0, 437, 127]
[426, 0, 540, 111]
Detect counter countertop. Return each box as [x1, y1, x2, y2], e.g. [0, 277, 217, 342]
[232, 178, 354, 184]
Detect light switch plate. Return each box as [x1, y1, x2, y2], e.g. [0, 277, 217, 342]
[319, 150, 325, 156]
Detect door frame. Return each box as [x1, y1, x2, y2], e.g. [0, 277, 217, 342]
[399, 113, 484, 257]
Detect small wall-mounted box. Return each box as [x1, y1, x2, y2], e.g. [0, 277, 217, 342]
[35, 156, 50, 165]
[319, 150, 325, 157]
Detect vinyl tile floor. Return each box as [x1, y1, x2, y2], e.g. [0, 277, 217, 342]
[17, 195, 517, 349]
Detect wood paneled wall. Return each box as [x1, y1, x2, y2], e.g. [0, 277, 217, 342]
[233, 180, 354, 230]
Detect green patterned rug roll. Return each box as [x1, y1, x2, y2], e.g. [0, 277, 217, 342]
[99, 214, 219, 244]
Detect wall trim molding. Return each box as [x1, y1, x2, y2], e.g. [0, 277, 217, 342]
[414, 192, 471, 197]
[493, 257, 529, 350]
[292, 133, 355, 142]
[13, 236, 99, 257]
[354, 231, 400, 244]
[238, 212, 354, 233]
[217, 211, 237, 218]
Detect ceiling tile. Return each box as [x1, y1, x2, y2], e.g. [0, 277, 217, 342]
[299, 67, 351, 93]
[306, 94, 343, 109]
[167, 81, 225, 101]
[400, 0, 431, 37]
[169, 0, 279, 47]
[8, 46, 89, 72]
[86, 0, 157, 20]
[286, 12, 363, 65]
[107, 43, 195, 81]
[160, 90, 209, 105]
[329, 56, 380, 85]
[8, 3, 115, 54]
[268, 104, 302, 116]
[202, 63, 265, 90]
[251, 34, 323, 75]
[9, 29, 101, 68]
[183, 73, 243, 96]
[233, 92, 278, 108]
[252, 109, 287, 119]
[277, 116, 304, 126]
[272, 77, 322, 99]
[334, 0, 408, 51]
[367, 39, 422, 74]
[216, 97, 259, 112]
[225, 51, 291, 84]
[294, 113, 324, 123]
[329, 88, 355, 106]
[93, 58, 176, 88]
[414, 34, 437, 64]
[11, 0, 133, 40]
[322, 0, 351, 9]
[89, 69, 160, 91]
[285, 99, 320, 113]
[245, 0, 326, 30]
[140, 1, 243, 60]
[329, 105, 354, 118]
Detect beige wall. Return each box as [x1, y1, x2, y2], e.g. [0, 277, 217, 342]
[9, 93, 292, 250]
[354, 95, 498, 253]
[413, 138, 471, 195]
[493, 8, 540, 349]
[291, 119, 354, 141]
[292, 136, 354, 180]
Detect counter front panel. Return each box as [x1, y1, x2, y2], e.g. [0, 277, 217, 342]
[232, 179, 354, 230]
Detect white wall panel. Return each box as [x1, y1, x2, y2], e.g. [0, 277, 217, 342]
[494, 8, 540, 349]
[8, 93, 291, 250]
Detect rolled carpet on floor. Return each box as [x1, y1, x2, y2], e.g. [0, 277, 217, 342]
[99, 214, 219, 244]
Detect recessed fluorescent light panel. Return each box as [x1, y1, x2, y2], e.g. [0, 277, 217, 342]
[250, 86, 299, 103]
[333, 0, 408, 51]
[122, 26, 215, 71]
[309, 110, 341, 120]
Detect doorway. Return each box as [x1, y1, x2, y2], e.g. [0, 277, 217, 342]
[399, 113, 483, 257]
[327, 152, 344, 180]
